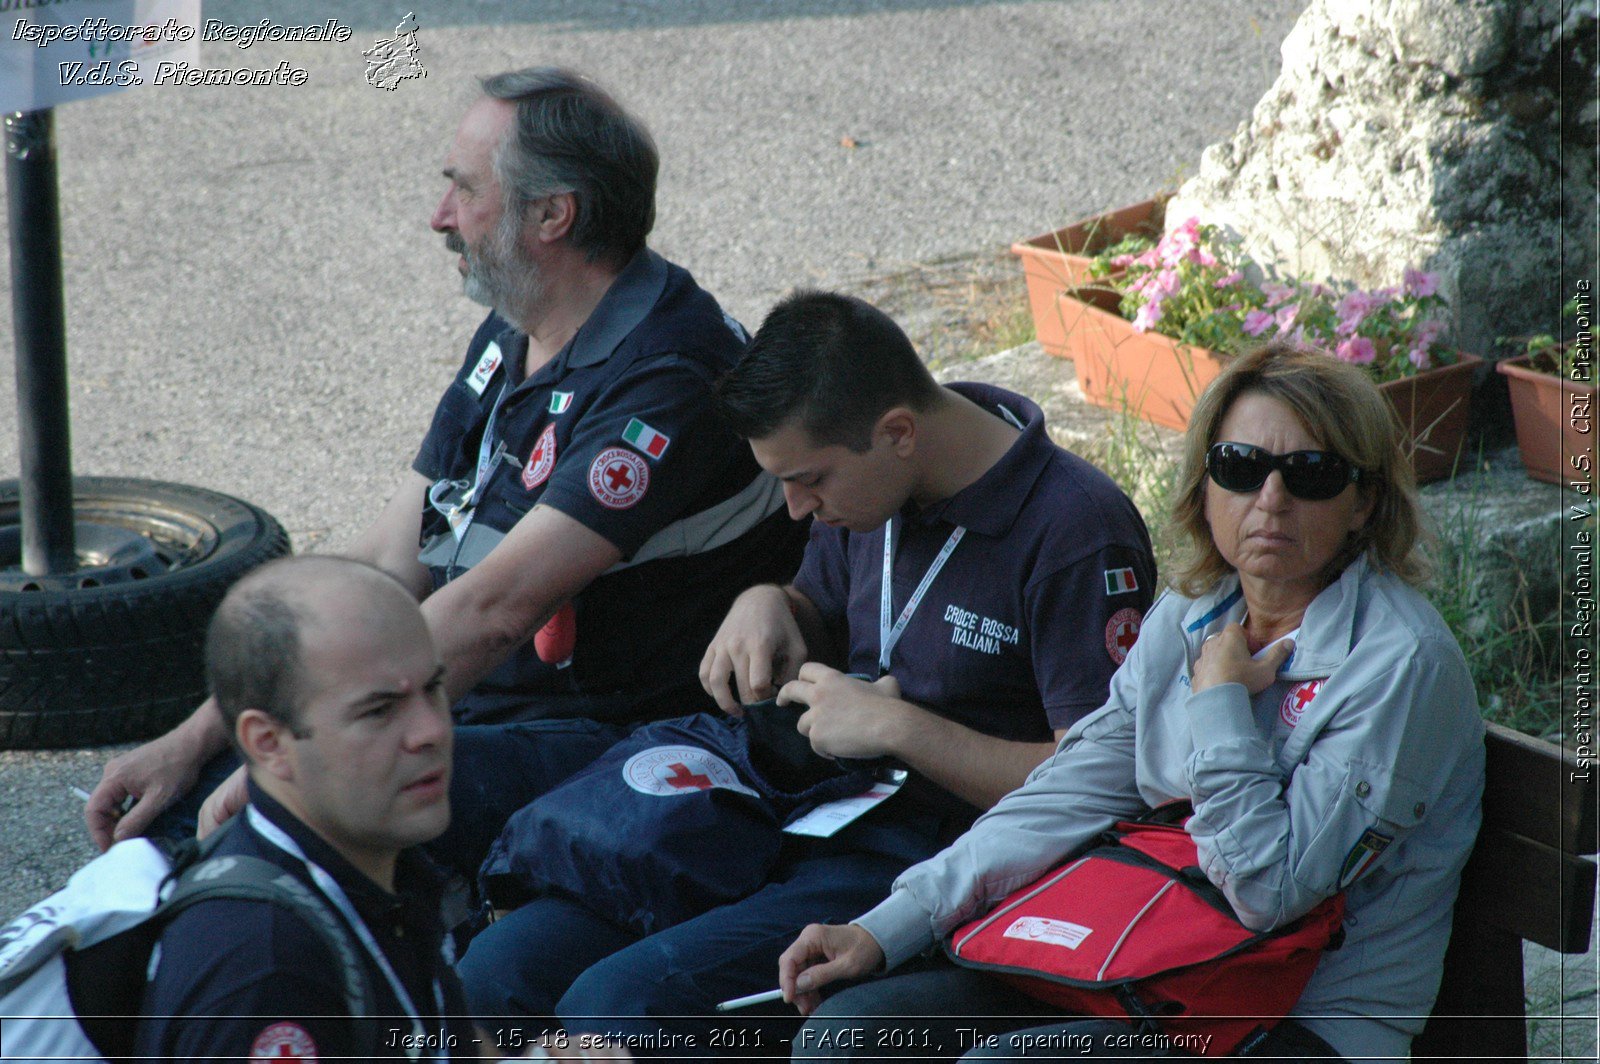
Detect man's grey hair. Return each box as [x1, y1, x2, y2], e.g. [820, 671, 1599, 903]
[480, 67, 658, 267]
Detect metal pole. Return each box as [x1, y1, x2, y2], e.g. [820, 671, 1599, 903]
[5, 108, 76, 576]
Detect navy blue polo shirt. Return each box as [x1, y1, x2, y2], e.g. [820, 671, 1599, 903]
[795, 382, 1155, 814]
[413, 249, 807, 723]
[135, 782, 473, 1062]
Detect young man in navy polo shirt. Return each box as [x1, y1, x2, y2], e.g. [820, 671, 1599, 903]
[459, 292, 1156, 1054]
[134, 556, 475, 1061]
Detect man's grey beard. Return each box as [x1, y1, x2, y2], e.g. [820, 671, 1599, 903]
[455, 207, 546, 332]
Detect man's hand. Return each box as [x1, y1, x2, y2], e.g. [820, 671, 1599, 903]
[699, 584, 808, 714]
[196, 765, 249, 839]
[778, 922, 885, 1017]
[86, 727, 208, 851]
[782, 663, 1060, 809]
[780, 664, 909, 760]
[1191, 623, 1294, 695]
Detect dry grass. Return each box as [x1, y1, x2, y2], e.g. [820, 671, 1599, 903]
[841, 250, 1034, 371]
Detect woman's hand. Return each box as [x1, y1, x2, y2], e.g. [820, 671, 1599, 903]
[778, 923, 886, 1016]
[1192, 623, 1293, 695]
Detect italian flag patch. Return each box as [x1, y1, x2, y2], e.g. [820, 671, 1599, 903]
[622, 418, 670, 459]
[1104, 567, 1139, 596]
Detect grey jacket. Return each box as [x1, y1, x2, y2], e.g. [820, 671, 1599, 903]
[856, 555, 1485, 1062]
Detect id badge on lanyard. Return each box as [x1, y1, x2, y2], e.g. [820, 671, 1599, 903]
[878, 516, 965, 675]
[429, 381, 510, 543]
[247, 808, 448, 1061]
[783, 519, 964, 838]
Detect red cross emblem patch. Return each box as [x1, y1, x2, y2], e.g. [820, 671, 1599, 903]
[522, 423, 557, 490]
[249, 1022, 318, 1062]
[588, 446, 650, 509]
[1104, 608, 1142, 665]
[622, 746, 758, 797]
[1280, 679, 1324, 728]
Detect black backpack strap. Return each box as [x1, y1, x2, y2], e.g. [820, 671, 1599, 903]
[152, 850, 380, 1057]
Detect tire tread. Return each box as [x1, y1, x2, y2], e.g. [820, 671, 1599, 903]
[0, 477, 290, 749]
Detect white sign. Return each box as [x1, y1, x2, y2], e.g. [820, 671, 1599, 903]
[782, 770, 907, 838]
[1003, 916, 1093, 950]
[1, 0, 200, 114]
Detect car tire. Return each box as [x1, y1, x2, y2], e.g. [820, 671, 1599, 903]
[0, 477, 291, 749]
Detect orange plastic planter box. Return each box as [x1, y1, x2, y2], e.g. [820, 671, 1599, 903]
[1060, 287, 1481, 484]
[1497, 355, 1596, 484]
[1011, 196, 1169, 360]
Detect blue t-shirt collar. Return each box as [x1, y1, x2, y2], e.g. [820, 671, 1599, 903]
[563, 247, 670, 368]
[243, 776, 441, 919]
[491, 248, 667, 389]
[911, 381, 1052, 538]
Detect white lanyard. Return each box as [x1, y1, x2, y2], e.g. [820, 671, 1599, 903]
[430, 381, 510, 544]
[879, 517, 965, 675]
[466, 381, 511, 508]
[247, 807, 445, 1061]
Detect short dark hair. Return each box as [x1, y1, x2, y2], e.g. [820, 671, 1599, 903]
[205, 556, 407, 748]
[479, 67, 658, 267]
[716, 291, 941, 450]
[206, 562, 309, 745]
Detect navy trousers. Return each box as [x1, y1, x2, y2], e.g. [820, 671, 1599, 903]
[459, 829, 941, 1060]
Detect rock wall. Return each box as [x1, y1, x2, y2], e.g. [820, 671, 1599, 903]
[1167, 0, 1596, 365]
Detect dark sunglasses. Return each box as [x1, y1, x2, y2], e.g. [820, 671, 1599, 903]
[1206, 442, 1362, 501]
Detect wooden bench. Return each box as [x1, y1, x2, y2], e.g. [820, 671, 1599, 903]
[1414, 722, 1597, 1060]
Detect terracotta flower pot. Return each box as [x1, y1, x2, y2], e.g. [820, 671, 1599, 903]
[1012, 196, 1169, 360]
[1381, 354, 1480, 484]
[1059, 287, 1482, 484]
[1497, 354, 1596, 484]
[1060, 285, 1226, 430]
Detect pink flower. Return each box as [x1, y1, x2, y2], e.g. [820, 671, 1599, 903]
[1275, 304, 1300, 330]
[1215, 271, 1243, 287]
[1152, 269, 1182, 297]
[1305, 282, 1334, 299]
[1403, 267, 1439, 298]
[1413, 317, 1446, 344]
[1160, 237, 1194, 267]
[1159, 218, 1202, 266]
[1336, 337, 1377, 364]
[1194, 246, 1218, 268]
[1372, 285, 1399, 302]
[1110, 253, 1136, 268]
[1133, 247, 1161, 268]
[1335, 291, 1383, 336]
[1262, 282, 1296, 308]
[1132, 298, 1165, 333]
[1242, 309, 1275, 337]
[1406, 318, 1447, 365]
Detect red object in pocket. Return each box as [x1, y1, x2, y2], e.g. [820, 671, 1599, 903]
[535, 602, 577, 664]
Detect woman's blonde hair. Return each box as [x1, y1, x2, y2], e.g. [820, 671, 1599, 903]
[1168, 340, 1430, 596]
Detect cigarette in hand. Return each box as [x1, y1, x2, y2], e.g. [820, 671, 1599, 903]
[715, 987, 786, 1011]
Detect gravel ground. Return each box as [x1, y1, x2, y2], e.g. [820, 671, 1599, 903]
[4, 5, 1594, 1045]
[0, 0, 1306, 917]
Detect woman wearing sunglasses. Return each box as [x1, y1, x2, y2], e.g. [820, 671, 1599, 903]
[778, 342, 1485, 1062]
